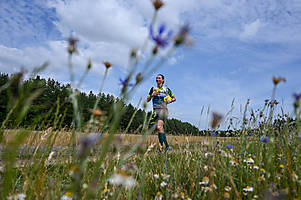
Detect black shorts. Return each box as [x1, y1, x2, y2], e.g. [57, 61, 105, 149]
[150, 108, 168, 125]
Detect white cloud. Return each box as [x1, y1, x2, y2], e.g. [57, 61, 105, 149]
[50, 0, 147, 47]
[240, 19, 263, 40]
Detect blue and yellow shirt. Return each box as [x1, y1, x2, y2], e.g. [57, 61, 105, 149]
[148, 86, 174, 109]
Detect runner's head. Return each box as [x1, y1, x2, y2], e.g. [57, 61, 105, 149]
[156, 74, 164, 86]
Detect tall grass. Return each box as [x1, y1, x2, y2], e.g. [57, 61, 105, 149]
[1, 2, 301, 200]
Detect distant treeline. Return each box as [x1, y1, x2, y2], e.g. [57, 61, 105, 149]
[0, 73, 201, 135]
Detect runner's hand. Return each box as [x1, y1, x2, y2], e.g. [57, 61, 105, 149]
[166, 100, 172, 104]
[152, 88, 159, 97]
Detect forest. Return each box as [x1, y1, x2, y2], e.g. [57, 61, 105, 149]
[0, 73, 201, 135]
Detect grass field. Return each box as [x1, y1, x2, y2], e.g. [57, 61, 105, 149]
[0, 127, 300, 200]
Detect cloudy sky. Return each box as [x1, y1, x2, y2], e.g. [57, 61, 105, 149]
[1, 0, 300, 129]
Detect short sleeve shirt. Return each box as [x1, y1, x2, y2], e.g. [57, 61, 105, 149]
[148, 86, 174, 109]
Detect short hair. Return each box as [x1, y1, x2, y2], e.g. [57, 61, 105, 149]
[157, 74, 165, 83]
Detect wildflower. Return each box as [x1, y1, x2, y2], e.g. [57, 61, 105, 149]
[161, 173, 170, 180]
[87, 59, 92, 70]
[244, 157, 255, 164]
[69, 165, 79, 177]
[119, 77, 134, 88]
[103, 61, 112, 69]
[180, 192, 185, 199]
[204, 152, 213, 157]
[291, 172, 298, 181]
[135, 72, 143, 84]
[223, 192, 230, 199]
[243, 186, 254, 192]
[293, 93, 301, 111]
[253, 165, 259, 170]
[220, 150, 229, 157]
[258, 175, 265, 181]
[224, 186, 232, 191]
[89, 108, 103, 116]
[210, 112, 223, 129]
[154, 174, 159, 179]
[103, 188, 109, 193]
[160, 181, 167, 187]
[230, 159, 238, 166]
[108, 170, 136, 189]
[211, 183, 218, 190]
[279, 164, 285, 169]
[149, 24, 173, 49]
[260, 168, 265, 173]
[61, 192, 73, 200]
[172, 192, 179, 199]
[8, 193, 26, 200]
[272, 76, 286, 85]
[79, 133, 103, 158]
[68, 37, 79, 55]
[201, 186, 211, 193]
[184, 195, 192, 200]
[174, 24, 191, 47]
[155, 192, 163, 200]
[225, 144, 234, 149]
[82, 183, 88, 189]
[260, 135, 269, 143]
[151, 0, 164, 10]
[121, 162, 138, 173]
[210, 131, 218, 136]
[199, 176, 209, 185]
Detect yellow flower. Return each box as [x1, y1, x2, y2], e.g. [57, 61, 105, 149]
[223, 192, 230, 199]
[61, 192, 73, 200]
[258, 175, 265, 181]
[180, 192, 185, 198]
[260, 168, 265, 173]
[64, 192, 73, 197]
[243, 186, 254, 192]
[279, 164, 284, 169]
[155, 192, 163, 200]
[224, 186, 232, 191]
[199, 176, 209, 185]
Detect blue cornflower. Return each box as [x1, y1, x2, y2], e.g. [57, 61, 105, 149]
[225, 144, 234, 149]
[210, 131, 218, 136]
[149, 24, 173, 48]
[248, 133, 253, 137]
[260, 135, 269, 143]
[119, 78, 134, 87]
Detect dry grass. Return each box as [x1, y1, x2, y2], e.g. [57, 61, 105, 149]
[2, 129, 233, 147]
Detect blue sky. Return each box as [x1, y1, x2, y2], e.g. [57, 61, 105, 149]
[0, 0, 300, 130]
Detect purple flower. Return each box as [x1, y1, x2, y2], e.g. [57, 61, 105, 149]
[79, 133, 103, 158]
[119, 78, 134, 87]
[149, 24, 173, 48]
[225, 144, 234, 149]
[248, 133, 253, 137]
[260, 135, 269, 143]
[210, 131, 218, 136]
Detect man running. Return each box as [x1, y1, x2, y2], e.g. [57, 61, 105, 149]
[146, 74, 176, 153]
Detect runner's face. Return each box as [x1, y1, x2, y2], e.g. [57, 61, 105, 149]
[156, 75, 164, 86]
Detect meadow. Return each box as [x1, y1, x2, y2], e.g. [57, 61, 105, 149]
[1, 1, 301, 199]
